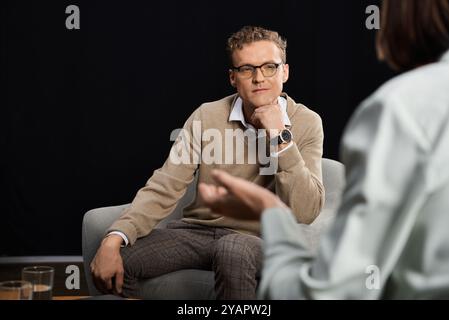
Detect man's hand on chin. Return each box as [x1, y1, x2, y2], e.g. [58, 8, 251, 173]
[250, 98, 285, 138]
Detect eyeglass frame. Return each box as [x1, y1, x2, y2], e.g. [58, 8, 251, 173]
[230, 62, 284, 79]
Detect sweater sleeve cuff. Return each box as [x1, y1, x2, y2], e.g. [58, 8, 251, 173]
[275, 143, 305, 172]
[107, 231, 129, 247]
[106, 220, 138, 246]
[270, 141, 293, 157]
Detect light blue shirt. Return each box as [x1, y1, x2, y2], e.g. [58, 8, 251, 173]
[259, 50, 449, 299]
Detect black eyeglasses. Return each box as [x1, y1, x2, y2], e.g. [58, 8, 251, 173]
[231, 62, 283, 79]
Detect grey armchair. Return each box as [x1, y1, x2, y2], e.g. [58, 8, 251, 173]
[82, 158, 345, 299]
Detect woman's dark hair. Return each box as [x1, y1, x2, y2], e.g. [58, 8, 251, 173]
[377, 0, 449, 70]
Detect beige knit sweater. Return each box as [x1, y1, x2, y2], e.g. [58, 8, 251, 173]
[108, 93, 324, 245]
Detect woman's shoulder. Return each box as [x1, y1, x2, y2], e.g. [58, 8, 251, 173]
[352, 60, 449, 147]
[372, 60, 449, 108]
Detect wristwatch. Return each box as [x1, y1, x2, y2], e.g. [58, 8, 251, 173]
[277, 128, 293, 144]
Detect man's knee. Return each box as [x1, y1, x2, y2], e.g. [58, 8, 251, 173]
[120, 245, 144, 279]
[213, 233, 262, 269]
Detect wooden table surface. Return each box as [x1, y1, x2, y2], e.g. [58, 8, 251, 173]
[52, 296, 89, 300]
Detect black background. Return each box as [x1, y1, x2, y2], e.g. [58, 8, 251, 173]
[2, 0, 394, 255]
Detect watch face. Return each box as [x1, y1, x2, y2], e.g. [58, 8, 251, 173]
[281, 129, 292, 142]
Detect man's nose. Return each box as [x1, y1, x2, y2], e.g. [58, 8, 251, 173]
[252, 67, 265, 83]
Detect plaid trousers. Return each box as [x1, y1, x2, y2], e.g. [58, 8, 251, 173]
[120, 220, 262, 300]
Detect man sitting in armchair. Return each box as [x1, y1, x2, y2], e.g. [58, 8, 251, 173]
[90, 26, 324, 299]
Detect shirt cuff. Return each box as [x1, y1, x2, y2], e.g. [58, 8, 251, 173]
[270, 141, 294, 157]
[107, 231, 129, 247]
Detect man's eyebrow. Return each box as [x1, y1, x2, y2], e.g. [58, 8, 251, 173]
[237, 60, 278, 67]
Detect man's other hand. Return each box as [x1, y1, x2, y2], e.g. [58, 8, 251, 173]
[90, 234, 125, 295]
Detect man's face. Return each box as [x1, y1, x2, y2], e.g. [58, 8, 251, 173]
[229, 40, 289, 109]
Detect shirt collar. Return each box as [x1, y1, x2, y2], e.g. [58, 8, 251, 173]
[228, 96, 292, 129]
[441, 49, 449, 63]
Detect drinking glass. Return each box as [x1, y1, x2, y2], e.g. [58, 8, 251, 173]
[22, 266, 55, 300]
[0, 280, 33, 300]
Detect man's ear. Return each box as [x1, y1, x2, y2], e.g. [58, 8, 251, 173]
[229, 69, 236, 87]
[282, 64, 289, 83]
